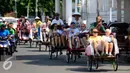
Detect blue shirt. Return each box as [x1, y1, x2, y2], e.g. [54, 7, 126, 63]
[0, 29, 10, 37]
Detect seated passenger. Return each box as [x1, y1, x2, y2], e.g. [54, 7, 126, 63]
[78, 23, 89, 48]
[88, 28, 105, 56]
[102, 29, 114, 56]
[66, 22, 80, 49]
[50, 23, 63, 54]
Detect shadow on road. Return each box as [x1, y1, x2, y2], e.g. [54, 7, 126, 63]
[66, 67, 114, 72]
[28, 50, 49, 52]
[15, 54, 130, 72]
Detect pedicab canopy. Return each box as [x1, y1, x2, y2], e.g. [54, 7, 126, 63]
[109, 22, 129, 28]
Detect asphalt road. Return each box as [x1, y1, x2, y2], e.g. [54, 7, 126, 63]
[0, 42, 130, 73]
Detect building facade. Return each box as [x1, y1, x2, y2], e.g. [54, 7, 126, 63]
[55, 0, 130, 27]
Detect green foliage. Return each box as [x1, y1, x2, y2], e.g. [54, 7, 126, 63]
[0, 0, 55, 17]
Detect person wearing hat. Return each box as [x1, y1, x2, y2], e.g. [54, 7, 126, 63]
[72, 12, 82, 28]
[35, 16, 42, 28]
[52, 13, 64, 26]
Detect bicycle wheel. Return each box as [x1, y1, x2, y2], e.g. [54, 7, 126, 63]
[112, 55, 118, 71]
[87, 56, 92, 71]
[73, 54, 77, 62]
[39, 43, 41, 51]
[94, 58, 98, 69]
[29, 39, 32, 48]
[66, 52, 70, 63]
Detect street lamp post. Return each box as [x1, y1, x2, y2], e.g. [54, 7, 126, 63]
[15, 0, 17, 17]
[35, 0, 38, 17]
[27, 0, 30, 18]
[75, 0, 78, 12]
[97, 0, 100, 16]
[109, 0, 113, 22]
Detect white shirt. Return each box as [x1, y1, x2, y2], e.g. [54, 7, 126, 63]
[102, 35, 112, 42]
[67, 28, 80, 38]
[72, 19, 82, 28]
[52, 19, 64, 25]
[80, 29, 89, 33]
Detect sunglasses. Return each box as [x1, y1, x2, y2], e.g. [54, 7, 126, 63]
[93, 31, 98, 33]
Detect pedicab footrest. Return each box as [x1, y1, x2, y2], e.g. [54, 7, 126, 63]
[42, 42, 51, 45]
[71, 48, 85, 52]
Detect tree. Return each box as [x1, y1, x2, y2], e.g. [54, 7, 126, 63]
[0, 0, 55, 18]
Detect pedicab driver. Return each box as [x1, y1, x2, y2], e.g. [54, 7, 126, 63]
[72, 12, 82, 28]
[52, 13, 64, 26]
[33, 17, 43, 39]
[90, 16, 106, 35]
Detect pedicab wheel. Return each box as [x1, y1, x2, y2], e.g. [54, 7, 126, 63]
[87, 56, 92, 71]
[73, 54, 77, 62]
[36, 42, 38, 48]
[18, 38, 20, 45]
[39, 43, 41, 51]
[66, 53, 70, 63]
[94, 59, 99, 69]
[48, 46, 51, 56]
[55, 50, 58, 58]
[112, 55, 118, 71]
[49, 51, 53, 59]
[49, 46, 53, 59]
[70, 53, 73, 59]
[29, 39, 32, 48]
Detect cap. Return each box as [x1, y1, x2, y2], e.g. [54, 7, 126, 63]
[71, 22, 75, 25]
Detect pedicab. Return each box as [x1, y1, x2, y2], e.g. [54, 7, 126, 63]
[85, 36, 119, 71]
[49, 24, 68, 59]
[109, 22, 130, 54]
[29, 25, 44, 48]
[38, 23, 51, 51]
[66, 31, 89, 63]
[17, 28, 31, 45]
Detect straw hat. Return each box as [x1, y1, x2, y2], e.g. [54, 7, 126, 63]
[35, 16, 40, 20]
